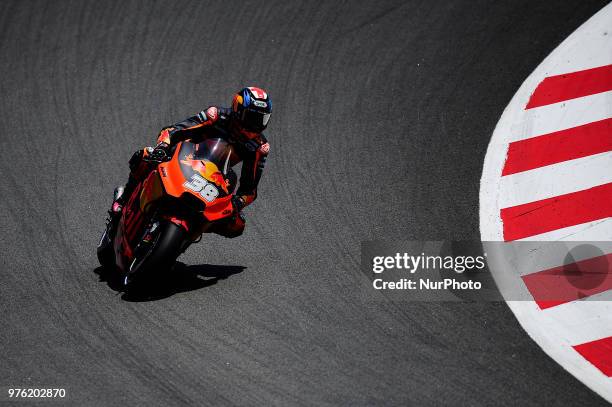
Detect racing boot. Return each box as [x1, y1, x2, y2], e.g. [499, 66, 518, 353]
[109, 172, 139, 218]
[110, 185, 126, 219]
[102, 185, 126, 244]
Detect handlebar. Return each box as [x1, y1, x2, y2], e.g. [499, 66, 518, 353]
[143, 147, 171, 163]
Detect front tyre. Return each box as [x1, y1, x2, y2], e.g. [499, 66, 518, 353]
[124, 220, 187, 290]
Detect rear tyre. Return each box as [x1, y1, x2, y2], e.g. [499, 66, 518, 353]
[124, 220, 187, 291]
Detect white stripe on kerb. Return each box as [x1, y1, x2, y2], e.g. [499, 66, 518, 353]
[524, 298, 612, 346]
[498, 151, 612, 208]
[516, 218, 612, 241]
[508, 90, 612, 143]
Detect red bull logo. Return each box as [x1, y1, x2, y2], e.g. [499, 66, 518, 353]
[181, 155, 229, 193]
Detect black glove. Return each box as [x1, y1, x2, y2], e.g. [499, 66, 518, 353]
[232, 196, 245, 213]
[149, 142, 170, 161]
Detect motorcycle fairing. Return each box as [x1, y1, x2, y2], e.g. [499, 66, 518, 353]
[157, 141, 234, 221]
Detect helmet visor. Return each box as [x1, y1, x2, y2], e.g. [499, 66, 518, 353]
[241, 108, 270, 132]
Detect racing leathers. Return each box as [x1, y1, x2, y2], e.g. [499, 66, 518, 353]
[116, 106, 270, 238]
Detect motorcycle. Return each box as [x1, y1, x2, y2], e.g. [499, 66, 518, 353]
[97, 138, 238, 289]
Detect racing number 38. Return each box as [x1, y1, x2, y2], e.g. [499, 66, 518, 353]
[183, 174, 219, 202]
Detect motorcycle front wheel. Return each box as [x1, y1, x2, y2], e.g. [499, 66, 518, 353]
[124, 220, 187, 291]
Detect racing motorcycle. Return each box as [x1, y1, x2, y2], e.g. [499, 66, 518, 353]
[97, 138, 238, 288]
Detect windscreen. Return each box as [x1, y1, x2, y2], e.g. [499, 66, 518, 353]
[177, 139, 238, 197]
[192, 138, 236, 171]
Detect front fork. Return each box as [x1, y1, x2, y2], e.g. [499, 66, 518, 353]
[163, 214, 205, 254]
[127, 214, 196, 277]
[128, 219, 160, 274]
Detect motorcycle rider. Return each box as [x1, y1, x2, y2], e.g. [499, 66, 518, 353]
[107, 86, 271, 238]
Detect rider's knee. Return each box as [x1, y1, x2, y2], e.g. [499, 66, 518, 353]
[215, 214, 246, 238]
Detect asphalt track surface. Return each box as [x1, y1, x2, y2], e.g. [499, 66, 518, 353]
[0, 1, 610, 405]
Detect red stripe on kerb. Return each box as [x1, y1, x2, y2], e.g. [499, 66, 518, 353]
[573, 336, 612, 376]
[502, 118, 612, 176]
[521, 253, 612, 309]
[526, 64, 612, 109]
[501, 183, 612, 241]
